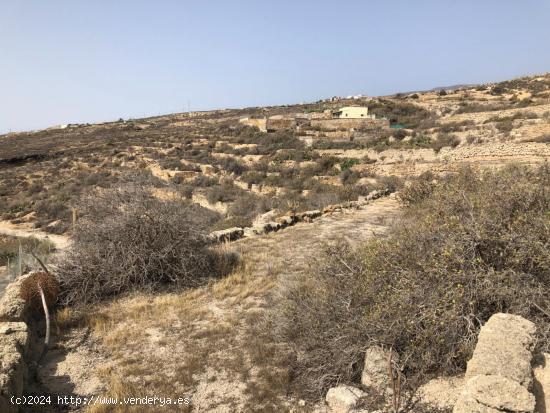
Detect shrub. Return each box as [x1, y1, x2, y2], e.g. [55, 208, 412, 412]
[431, 133, 460, 152]
[339, 158, 360, 171]
[340, 169, 360, 185]
[218, 156, 248, 175]
[206, 181, 245, 204]
[529, 134, 550, 143]
[496, 120, 514, 133]
[397, 171, 436, 206]
[268, 165, 550, 398]
[56, 185, 223, 306]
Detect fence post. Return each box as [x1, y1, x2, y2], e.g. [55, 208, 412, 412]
[72, 207, 77, 232]
[18, 240, 23, 277]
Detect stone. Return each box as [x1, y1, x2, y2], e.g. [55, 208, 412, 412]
[0, 322, 29, 413]
[454, 396, 502, 413]
[325, 385, 366, 413]
[361, 346, 393, 392]
[276, 215, 293, 227]
[417, 375, 464, 410]
[461, 375, 535, 413]
[210, 227, 244, 242]
[454, 313, 537, 413]
[533, 353, 550, 413]
[465, 313, 536, 387]
[0, 272, 36, 322]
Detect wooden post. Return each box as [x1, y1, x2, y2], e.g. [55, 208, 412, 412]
[72, 207, 77, 232]
[18, 240, 23, 277]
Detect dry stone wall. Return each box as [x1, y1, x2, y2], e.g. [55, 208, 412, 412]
[324, 313, 549, 413]
[0, 272, 38, 413]
[209, 189, 390, 243]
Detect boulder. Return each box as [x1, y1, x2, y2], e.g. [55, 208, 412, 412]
[454, 313, 537, 413]
[455, 375, 535, 413]
[0, 322, 29, 413]
[465, 313, 536, 387]
[533, 353, 550, 413]
[0, 272, 37, 322]
[361, 346, 394, 392]
[325, 385, 366, 413]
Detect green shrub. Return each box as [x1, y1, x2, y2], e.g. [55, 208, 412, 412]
[339, 158, 360, 171]
[268, 165, 550, 398]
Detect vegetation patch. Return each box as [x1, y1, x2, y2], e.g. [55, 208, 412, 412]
[56, 185, 227, 306]
[267, 165, 550, 398]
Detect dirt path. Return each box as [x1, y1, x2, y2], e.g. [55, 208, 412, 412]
[0, 221, 70, 298]
[233, 195, 399, 277]
[0, 220, 71, 250]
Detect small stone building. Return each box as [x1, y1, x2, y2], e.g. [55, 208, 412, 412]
[332, 106, 372, 119]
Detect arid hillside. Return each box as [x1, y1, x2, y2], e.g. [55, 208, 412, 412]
[0, 73, 549, 413]
[1, 73, 549, 239]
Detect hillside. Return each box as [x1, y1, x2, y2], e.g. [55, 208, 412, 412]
[0, 73, 549, 413]
[1, 73, 549, 238]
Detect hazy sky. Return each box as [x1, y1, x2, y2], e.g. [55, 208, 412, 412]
[1, 0, 549, 133]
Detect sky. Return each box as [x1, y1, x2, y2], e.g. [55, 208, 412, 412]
[1, 1, 550, 133]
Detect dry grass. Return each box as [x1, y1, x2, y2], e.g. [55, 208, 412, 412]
[83, 261, 288, 412]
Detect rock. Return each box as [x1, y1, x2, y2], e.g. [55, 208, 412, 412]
[454, 313, 537, 413]
[251, 225, 266, 235]
[366, 189, 390, 201]
[303, 210, 322, 219]
[0, 322, 29, 413]
[325, 385, 366, 413]
[265, 222, 281, 233]
[458, 375, 535, 413]
[276, 215, 294, 227]
[243, 228, 255, 238]
[361, 346, 394, 392]
[465, 313, 536, 387]
[0, 272, 36, 322]
[210, 227, 244, 242]
[417, 375, 464, 410]
[533, 353, 550, 413]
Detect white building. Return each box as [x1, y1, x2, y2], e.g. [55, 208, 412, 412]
[332, 106, 373, 119]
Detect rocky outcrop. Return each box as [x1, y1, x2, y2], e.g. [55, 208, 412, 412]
[0, 322, 28, 413]
[325, 385, 366, 413]
[0, 273, 34, 322]
[454, 313, 537, 413]
[0, 272, 46, 412]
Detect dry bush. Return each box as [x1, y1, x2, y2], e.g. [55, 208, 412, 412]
[529, 134, 550, 143]
[397, 171, 436, 206]
[268, 164, 550, 398]
[20, 271, 59, 310]
[431, 133, 460, 152]
[56, 185, 224, 306]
